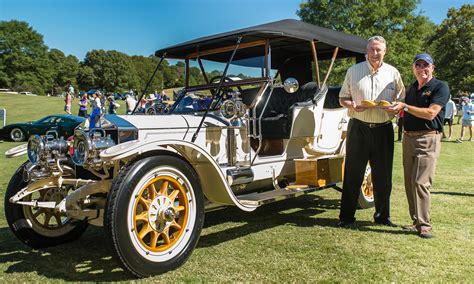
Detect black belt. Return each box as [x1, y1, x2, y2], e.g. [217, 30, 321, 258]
[353, 118, 391, 128]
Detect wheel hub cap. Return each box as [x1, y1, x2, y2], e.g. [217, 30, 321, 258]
[148, 195, 175, 232]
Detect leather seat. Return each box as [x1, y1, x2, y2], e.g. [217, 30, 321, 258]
[259, 82, 319, 139]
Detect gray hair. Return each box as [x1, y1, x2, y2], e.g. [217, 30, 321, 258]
[367, 36, 386, 48]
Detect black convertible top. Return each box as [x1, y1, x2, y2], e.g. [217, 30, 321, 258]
[155, 19, 367, 67]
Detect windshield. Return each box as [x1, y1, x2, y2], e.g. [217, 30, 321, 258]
[173, 92, 212, 113]
[168, 52, 278, 114]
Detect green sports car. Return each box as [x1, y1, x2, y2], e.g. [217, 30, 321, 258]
[0, 114, 85, 142]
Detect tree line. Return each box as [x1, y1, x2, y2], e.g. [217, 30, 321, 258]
[0, 20, 212, 96]
[0, 2, 472, 96]
[298, 1, 472, 95]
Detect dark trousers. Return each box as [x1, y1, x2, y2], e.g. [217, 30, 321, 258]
[339, 119, 394, 222]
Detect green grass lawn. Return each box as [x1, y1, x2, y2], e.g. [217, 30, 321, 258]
[0, 93, 128, 125]
[0, 94, 473, 282]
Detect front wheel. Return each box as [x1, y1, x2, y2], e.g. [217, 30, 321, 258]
[4, 162, 89, 249]
[10, 128, 25, 142]
[358, 163, 374, 208]
[105, 155, 204, 277]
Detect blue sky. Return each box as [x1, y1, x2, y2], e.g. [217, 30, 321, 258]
[0, 0, 471, 60]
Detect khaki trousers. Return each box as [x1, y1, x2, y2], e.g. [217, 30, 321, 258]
[402, 133, 441, 231]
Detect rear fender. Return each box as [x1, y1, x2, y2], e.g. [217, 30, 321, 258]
[101, 139, 257, 212]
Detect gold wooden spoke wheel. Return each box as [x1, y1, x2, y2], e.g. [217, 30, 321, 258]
[133, 176, 189, 252]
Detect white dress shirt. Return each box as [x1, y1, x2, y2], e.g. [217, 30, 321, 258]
[339, 60, 405, 123]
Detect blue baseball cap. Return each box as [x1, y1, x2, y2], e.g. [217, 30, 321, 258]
[413, 53, 434, 64]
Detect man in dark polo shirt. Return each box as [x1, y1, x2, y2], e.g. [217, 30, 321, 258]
[390, 53, 449, 238]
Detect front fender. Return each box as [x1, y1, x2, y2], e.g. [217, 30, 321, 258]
[101, 139, 257, 212]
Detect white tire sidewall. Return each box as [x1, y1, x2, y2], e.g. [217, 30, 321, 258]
[126, 165, 197, 262]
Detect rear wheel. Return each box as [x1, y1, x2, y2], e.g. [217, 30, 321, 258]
[358, 163, 374, 208]
[4, 163, 89, 249]
[105, 155, 204, 277]
[10, 128, 25, 142]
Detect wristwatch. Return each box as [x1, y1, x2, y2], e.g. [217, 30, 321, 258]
[403, 105, 409, 112]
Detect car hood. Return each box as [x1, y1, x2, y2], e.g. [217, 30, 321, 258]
[117, 114, 189, 130]
[0, 122, 29, 131]
[115, 114, 228, 130]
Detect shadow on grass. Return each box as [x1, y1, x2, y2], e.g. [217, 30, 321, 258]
[0, 193, 412, 280]
[0, 226, 131, 281]
[199, 194, 413, 248]
[431, 191, 474, 197]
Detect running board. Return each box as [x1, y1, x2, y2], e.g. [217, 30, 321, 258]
[236, 184, 335, 207]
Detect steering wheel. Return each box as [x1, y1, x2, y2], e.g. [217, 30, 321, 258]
[209, 76, 243, 93]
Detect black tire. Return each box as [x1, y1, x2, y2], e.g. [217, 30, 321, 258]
[358, 163, 374, 209]
[10, 127, 25, 142]
[4, 162, 89, 249]
[105, 155, 204, 277]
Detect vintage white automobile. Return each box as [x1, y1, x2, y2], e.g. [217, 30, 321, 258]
[4, 19, 374, 277]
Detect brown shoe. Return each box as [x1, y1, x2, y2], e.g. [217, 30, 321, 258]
[402, 224, 417, 231]
[419, 229, 433, 239]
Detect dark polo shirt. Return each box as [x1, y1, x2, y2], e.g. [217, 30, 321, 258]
[404, 77, 450, 132]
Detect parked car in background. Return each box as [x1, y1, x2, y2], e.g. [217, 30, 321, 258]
[19, 91, 38, 96]
[0, 114, 85, 142]
[113, 92, 127, 100]
[86, 89, 106, 96]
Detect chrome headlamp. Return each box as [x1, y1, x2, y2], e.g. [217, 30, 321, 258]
[72, 130, 92, 166]
[27, 133, 69, 165]
[27, 135, 45, 165]
[72, 129, 115, 167]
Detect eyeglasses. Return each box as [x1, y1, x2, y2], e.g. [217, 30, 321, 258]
[415, 62, 431, 69]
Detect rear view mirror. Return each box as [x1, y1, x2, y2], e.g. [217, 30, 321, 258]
[283, 77, 299, 93]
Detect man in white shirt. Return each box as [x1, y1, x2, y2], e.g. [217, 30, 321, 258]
[442, 96, 456, 139]
[337, 36, 405, 227]
[126, 94, 137, 114]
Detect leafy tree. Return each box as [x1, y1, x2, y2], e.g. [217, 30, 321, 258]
[77, 65, 96, 91]
[188, 66, 205, 86]
[0, 20, 52, 94]
[129, 55, 165, 94]
[163, 64, 182, 88]
[427, 4, 473, 95]
[82, 50, 138, 93]
[48, 49, 80, 95]
[297, 0, 435, 85]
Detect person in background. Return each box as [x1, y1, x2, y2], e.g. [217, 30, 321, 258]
[107, 96, 120, 114]
[397, 109, 405, 141]
[64, 81, 74, 114]
[139, 97, 146, 113]
[337, 35, 405, 227]
[442, 95, 456, 140]
[100, 93, 106, 114]
[390, 53, 449, 239]
[89, 91, 102, 128]
[162, 91, 169, 101]
[78, 94, 88, 118]
[125, 93, 137, 114]
[456, 96, 474, 143]
[456, 92, 468, 124]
